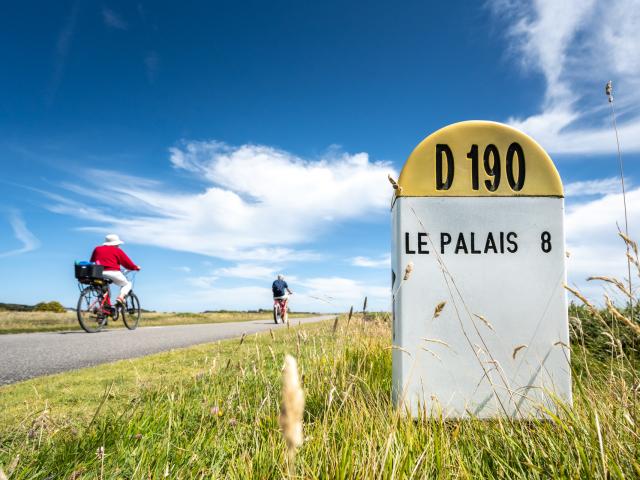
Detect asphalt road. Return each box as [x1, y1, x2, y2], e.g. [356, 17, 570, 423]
[0, 315, 333, 385]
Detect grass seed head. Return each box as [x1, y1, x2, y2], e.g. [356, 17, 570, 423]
[5, 455, 19, 477]
[619, 231, 639, 256]
[512, 345, 527, 359]
[279, 355, 305, 453]
[473, 313, 494, 330]
[403, 262, 414, 281]
[564, 284, 606, 324]
[68, 468, 86, 480]
[346, 306, 354, 328]
[433, 301, 446, 319]
[605, 295, 640, 338]
[626, 252, 640, 275]
[587, 276, 632, 298]
[388, 174, 402, 194]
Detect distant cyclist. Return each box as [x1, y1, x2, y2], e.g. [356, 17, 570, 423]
[272, 274, 293, 321]
[90, 234, 141, 305]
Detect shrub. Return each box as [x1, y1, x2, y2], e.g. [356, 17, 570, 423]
[33, 301, 67, 313]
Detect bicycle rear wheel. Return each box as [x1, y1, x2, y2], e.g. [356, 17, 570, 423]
[122, 292, 141, 330]
[273, 304, 279, 324]
[77, 287, 107, 333]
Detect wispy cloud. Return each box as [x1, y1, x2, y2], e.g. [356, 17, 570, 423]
[173, 266, 192, 273]
[298, 276, 389, 310]
[565, 186, 640, 300]
[350, 254, 390, 268]
[44, 141, 396, 263]
[102, 7, 128, 30]
[163, 284, 270, 312]
[173, 275, 388, 312]
[564, 177, 628, 197]
[144, 51, 159, 83]
[46, 1, 81, 105]
[489, 0, 640, 154]
[0, 211, 40, 258]
[213, 263, 279, 280]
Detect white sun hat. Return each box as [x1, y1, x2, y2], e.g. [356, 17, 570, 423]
[103, 234, 124, 246]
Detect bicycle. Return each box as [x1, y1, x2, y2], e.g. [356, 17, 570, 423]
[75, 269, 141, 333]
[273, 295, 290, 324]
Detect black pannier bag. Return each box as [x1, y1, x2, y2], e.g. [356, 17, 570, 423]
[75, 263, 104, 284]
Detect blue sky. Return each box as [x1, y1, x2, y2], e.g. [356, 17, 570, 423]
[1, 0, 639, 312]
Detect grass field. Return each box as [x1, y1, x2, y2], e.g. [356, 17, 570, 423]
[0, 308, 638, 478]
[0, 310, 316, 334]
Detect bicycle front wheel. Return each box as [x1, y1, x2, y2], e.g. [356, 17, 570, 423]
[77, 287, 106, 333]
[122, 292, 141, 330]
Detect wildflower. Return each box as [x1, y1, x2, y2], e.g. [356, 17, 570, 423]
[210, 406, 223, 417]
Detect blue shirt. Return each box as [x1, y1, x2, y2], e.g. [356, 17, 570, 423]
[272, 279, 289, 297]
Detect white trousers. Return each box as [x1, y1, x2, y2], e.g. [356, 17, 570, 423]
[102, 270, 132, 299]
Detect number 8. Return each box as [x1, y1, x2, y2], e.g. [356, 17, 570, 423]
[541, 231, 552, 253]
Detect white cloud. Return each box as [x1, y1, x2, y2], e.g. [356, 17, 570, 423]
[165, 275, 389, 313]
[213, 263, 278, 280]
[46, 141, 396, 263]
[299, 276, 389, 311]
[564, 177, 627, 197]
[173, 266, 191, 273]
[102, 8, 128, 30]
[160, 285, 272, 312]
[186, 275, 219, 289]
[350, 253, 391, 268]
[489, 0, 640, 154]
[0, 211, 40, 258]
[565, 187, 640, 300]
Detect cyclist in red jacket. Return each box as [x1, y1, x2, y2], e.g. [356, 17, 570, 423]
[90, 234, 141, 304]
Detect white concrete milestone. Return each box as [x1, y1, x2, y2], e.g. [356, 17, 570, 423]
[391, 121, 572, 418]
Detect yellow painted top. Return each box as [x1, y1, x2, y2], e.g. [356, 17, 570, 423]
[397, 121, 563, 197]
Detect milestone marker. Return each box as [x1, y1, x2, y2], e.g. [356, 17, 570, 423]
[391, 120, 571, 418]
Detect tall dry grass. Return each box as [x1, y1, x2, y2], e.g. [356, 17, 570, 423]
[0, 310, 316, 334]
[0, 237, 639, 477]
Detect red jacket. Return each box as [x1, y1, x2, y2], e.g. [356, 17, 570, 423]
[90, 245, 139, 271]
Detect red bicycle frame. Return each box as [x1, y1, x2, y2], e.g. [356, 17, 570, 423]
[274, 297, 288, 314]
[100, 290, 113, 314]
[86, 288, 113, 316]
